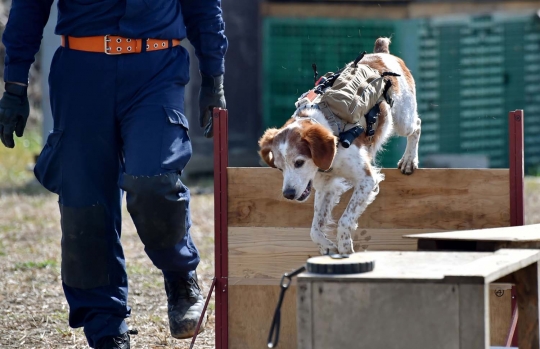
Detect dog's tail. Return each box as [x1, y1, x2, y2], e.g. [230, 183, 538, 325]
[373, 37, 391, 54]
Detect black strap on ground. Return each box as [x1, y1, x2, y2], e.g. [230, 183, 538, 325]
[267, 265, 307, 348]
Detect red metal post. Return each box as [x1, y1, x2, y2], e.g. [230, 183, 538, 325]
[509, 109, 525, 227]
[507, 109, 525, 347]
[213, 108, 229, 349]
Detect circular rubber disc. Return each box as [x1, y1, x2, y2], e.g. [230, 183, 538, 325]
[306, 253, 375, 275]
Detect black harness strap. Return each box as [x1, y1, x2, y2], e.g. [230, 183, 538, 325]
[312, 63, 318, 86]
[353, 50, 367, 67]
[365, 103, 380, 138]
[381, 72, 400, 107]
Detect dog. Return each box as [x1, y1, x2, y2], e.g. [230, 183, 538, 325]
[257, 37, 421, 256]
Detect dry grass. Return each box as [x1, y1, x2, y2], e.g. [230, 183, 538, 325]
[0, 190, 216, 349]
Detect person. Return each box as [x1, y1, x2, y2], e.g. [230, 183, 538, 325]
[0, 0, 227, 348]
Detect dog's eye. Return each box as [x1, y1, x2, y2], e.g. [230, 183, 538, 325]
[294, 160, 305, 168]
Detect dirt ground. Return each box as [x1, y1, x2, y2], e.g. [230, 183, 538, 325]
[0, 131, 217, 348]
[0, 187, 216, 349]
[1, 131, 540, 348]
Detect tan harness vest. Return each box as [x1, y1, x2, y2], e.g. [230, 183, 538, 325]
[293, 59, 399, 144]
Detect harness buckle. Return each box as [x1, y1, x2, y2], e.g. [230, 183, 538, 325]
[104, 35, 122, 55]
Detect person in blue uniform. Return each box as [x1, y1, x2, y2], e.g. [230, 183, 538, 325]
[0, 1, 227, 348]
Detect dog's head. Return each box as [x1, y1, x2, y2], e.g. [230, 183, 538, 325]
[258, 118, 337, 202]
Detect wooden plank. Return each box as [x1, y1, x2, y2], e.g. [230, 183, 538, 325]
[512, 262, 540, 349]
[260, 2, 408, 19]
[405, 224, 540, 242]
[229, 227, 437, 281]
[445, 249, 540, 284]
[260, 2, 539, 20]
[490, 287, 513, 346]
[306, 282, 460, 349]
[229, 285, 297, 349]
[294, 250, 540, 284]
[228, 168, 510, 230]
[459, 284, 489, 349]
[409, 2, 540, 19]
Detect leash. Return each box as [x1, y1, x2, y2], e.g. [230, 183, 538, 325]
[267, 264, 307, 348]
[188, 277, 217, 349]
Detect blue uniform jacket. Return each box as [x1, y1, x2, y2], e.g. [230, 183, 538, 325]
[2, 0, 228, 84]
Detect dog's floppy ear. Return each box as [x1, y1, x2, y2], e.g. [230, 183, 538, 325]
[258, 128, 279, 168]
[302, 124, 337, 171]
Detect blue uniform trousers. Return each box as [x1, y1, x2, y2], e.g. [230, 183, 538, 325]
[33, 42, 200, 347]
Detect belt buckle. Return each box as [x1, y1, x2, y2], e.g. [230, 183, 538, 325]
[104, 35, 121, 55]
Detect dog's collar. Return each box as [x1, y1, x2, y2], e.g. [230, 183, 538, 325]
[294, 103, 344, 137]
[294, 103, 322, 124]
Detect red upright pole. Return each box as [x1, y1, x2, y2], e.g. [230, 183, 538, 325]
[506, 109, 525, 347]
[509, 109, 525, 227]
[213, 108, 229, 349]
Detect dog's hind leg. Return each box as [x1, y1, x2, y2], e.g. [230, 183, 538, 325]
[397, 117, 421, 175]
[393, 88, 421, 175]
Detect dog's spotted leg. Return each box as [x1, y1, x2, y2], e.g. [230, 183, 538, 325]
[311, 178, 340, 255]
[397, 118, 421, 175]
[336, 177, 378, 255]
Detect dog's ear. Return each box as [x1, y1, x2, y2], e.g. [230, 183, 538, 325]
[258, 128, 279, 168]
[302, 124, 337, 171]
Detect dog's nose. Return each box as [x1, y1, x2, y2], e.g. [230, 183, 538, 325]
[283, 188, 296, 200]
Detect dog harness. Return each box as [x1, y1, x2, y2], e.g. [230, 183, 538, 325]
[293, 52, 400, 148]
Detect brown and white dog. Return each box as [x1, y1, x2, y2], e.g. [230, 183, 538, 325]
[258, 37, 421, 255]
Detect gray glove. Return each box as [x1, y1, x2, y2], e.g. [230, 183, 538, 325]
[199, 72, 225, 138]
[0, 82, 30, 148]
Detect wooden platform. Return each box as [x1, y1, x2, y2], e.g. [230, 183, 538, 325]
[227, 167, 514, 348]
[297, 250, 540, 349]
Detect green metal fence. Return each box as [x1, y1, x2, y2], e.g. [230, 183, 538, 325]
[416, 13, 540, 171]
[262, 12, 540, 172]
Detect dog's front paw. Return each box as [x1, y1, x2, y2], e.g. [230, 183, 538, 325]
[397, 155, 418, 175]
[338, 240, 354, 255]
[319, 244, 338, 255]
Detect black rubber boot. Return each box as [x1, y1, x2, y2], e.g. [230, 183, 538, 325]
[164, 272, 207, 339]
[95, 329, 137, 349]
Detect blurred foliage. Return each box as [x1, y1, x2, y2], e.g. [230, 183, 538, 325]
[0, 129, 42, 189]
[0, 0, 44, 132]
[0, 0, 45, 192]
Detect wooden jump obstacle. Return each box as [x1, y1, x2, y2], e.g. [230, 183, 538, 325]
[208, 109, 525, 349]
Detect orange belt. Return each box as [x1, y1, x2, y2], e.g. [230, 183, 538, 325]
[61, 35, 181, 54]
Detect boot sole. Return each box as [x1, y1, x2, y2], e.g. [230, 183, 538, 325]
[170, 314, 208, 339]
